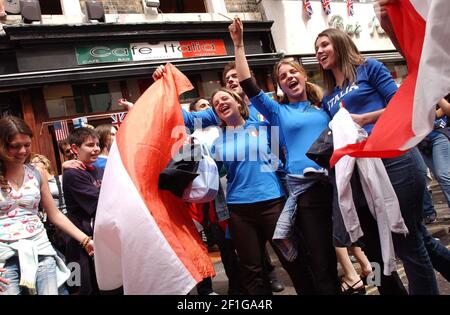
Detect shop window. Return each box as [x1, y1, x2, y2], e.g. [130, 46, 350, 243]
[0, 92, 22, 118]
[124, 79, 142, 104]
[179, 73, 201, 102]
[384, 61, 408, 86]
[44, 85, 78, 118]
[198, 72, 221, 98]
[73, 82, 117, 113]
[159, 0, 206, 13]
[5, 0, 62, 15]
[45, 80, 124, 118]
[39, 0, 63, 14]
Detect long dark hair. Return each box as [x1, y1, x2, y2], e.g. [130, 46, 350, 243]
[315, 28, 364, 94]
[0, 116, 33, 191]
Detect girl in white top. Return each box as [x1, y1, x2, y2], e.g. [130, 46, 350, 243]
[0, 116, 93, 295]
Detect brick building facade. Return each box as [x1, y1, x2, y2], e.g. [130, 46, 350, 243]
[79, 0, 144, 14]
[225, 0, 260, 12]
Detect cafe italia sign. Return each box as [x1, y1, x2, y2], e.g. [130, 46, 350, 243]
[75, 39, 227, 65]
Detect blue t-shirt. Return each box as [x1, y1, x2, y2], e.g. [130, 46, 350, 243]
[182, 103, 268, 129]
[183, 104, 283, 204]
[92, 156, 108, 170]
[250, 91, 330, 175]
[429, 115, 449, 139]
[322, 58, 398, 133]
[211, 121, 285, 204]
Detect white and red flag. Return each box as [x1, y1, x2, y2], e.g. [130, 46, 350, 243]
[331, 0, 450, 166]
[94, 64, 215, 294]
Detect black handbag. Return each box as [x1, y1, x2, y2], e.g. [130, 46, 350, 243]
[158, 142, 201, 198]
[417, 136, 433, 155]
[306, 126, 334, 169]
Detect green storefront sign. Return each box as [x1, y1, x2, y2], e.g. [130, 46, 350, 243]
[75, 45, 132, 65]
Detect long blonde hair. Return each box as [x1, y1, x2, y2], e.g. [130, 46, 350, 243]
[273, 59, 323, 107]
[315, 28, 364, 94]
[30, 153, 54, 176]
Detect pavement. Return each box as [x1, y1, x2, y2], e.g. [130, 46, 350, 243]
[193, 181, 450, 295]
[426, 181, 450, 238]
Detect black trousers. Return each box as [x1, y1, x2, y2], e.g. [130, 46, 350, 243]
[203, 222, 242, 294]
[293, 181, 340, 294]
[228, 197, 303, 295]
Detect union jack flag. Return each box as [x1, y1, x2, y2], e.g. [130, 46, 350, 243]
[53, 120, 70, 142]
[303, 0, 313, 18]
[111, 112, 127, 127]
[321, 0, 331, 15]
[346, 0, 354, 16]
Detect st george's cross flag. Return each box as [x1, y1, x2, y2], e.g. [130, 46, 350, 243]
[330, 0, 450, 166]
[94, 63, 215, 294]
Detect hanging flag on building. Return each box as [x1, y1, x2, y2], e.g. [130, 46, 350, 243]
[72, 117, 88, 129]
[330, 0, 450, 166]
[346, 0, 354, 17]
[321, 0, 331, 15]
[303, 0, 313, 18]
[94, 63, 215, 294]
[53, 120, 69, 142]
[111, 112, 127, 127]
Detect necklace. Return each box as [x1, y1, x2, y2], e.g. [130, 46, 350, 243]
[8, 177, 22, 187]
[7, 173, 24, 188]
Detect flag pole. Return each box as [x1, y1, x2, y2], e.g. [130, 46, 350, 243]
[41, 111, 129, 129]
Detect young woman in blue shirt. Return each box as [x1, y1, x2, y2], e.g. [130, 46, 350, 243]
[201, 88, 304, 294]
[230, 17, 340, 294]
[315, 27, 442, 295]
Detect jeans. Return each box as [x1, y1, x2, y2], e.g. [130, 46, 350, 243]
[0, 256, 58, 295]
[421, 133, 450, 208]
[420, 223, 450, 282]
[423, 187, 436, 218]
[383, 148, 439, 295]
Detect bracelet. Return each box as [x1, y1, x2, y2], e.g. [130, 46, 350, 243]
[235, 44, 244, 48]
[80, 236, 92, 249]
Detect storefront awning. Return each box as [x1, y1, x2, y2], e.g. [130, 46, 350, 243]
[0, 53, 282, 88]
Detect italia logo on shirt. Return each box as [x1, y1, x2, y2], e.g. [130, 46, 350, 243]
[257, 113, 266, 122]
[326, 83, 358, 112]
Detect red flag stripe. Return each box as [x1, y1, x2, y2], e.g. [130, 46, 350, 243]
[330, 0, 426, 167]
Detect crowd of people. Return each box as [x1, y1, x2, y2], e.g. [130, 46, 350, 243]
[0, 0, 449, 295]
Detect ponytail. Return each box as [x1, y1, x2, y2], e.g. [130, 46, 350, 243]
[305, 81, 323, 107]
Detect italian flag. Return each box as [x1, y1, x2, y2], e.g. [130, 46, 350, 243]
[94, 64, 215, 294]
[331, 0, 450, 165]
